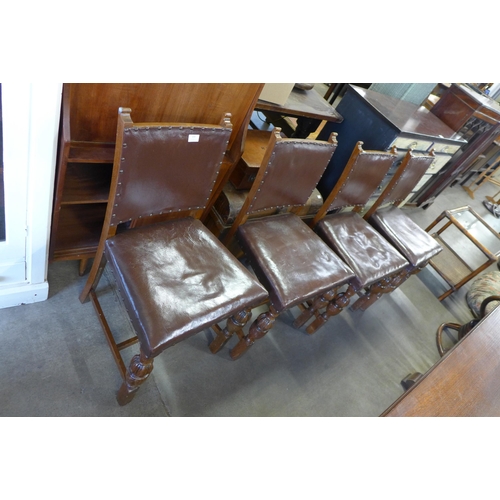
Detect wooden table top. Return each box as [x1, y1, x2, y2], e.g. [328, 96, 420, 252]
[256, 87, 343, 123]
[382, 305, 500, 417]
[350, 85, 467, 146]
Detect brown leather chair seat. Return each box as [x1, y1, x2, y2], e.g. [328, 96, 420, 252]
[315, 211, 409, 290]
[105, 217, 268, 357]
[368, 205, 442, 268]
[237, 213, 355, 313]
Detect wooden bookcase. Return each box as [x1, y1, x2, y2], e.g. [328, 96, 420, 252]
[50, 83, 264, 274]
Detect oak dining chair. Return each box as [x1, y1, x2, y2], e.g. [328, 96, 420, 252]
[301, 142, 410, 333]
[210, 129, 355, 359]
[364, 148, 442, 293]
[79, 108, 268, 405]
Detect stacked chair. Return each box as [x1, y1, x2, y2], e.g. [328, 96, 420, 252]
[79, 109, 268, 405]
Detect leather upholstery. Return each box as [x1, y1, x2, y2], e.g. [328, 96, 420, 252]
[237, 213, 355, 312]
[375, 154, 435, 207]
[105, 217, 268, 357]
[111, 125, 231, 225]
[368, 205, 442, 267]
[247, 139, 336, 214]
[315, 211, 409, 290]
[327, 152, 396, 211]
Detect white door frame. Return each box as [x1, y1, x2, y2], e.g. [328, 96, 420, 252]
[0, 83, 62, 309]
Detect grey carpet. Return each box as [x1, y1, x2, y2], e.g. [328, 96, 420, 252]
[1, 180, 499, 416]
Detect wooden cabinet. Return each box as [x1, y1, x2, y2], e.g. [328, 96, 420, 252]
[315, 85, 467, 206]
[414, 84, 500, 206]
[50, 83, 264, 274]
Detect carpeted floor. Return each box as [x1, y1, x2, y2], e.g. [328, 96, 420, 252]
[1, 175, 500, 416]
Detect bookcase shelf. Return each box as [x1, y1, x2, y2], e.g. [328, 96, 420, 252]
[49, 83, 264, 275]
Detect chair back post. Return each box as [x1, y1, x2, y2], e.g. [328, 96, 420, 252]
[201, 84, 265, 222]
[80, 108, 133, 302]
[363, 148, 436, 220]
[223, 128, 281, 245]
[311, 142, 398, 227]
[108, 107, 134, 223]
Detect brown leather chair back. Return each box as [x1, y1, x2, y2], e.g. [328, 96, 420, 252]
[110, 109, 232, 226]
[374, 150, 435, 207]
[363, 149, 435, 220]
[246, 130, 338, 215]
[222, 129, 338, 245]
[322, 142, 398, 213]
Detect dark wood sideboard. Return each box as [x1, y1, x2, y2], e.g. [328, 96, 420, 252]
[413, 84, 500, 207]
[315, 85, 467, 205]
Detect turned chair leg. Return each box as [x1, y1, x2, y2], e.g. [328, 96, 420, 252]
[209, 308, 252, 354]
[351, 270, 408, 311]
[293, 288, 338, 329]
[351, 277, 391, 311]
[230, 306, 279, 360]
[116, 348, 154, 406]
[306, 284, 357, 334]
[352, 278, 392, 311]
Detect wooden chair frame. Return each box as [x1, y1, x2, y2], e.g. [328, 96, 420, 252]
[299, 143, 411, 333]
[79, 108, 268, 404]
[462, 153, 500, 199]
[303, 148, 440, 332]
[210, 129, 355, 358]
[363, 148, 436, 220]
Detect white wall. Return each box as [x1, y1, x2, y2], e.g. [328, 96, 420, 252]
[0, 83, 62, 309]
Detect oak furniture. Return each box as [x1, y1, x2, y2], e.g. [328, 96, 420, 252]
[315, 85, 466, 206]
[254, 86, 343, 138]
[425, 206, 500, 301]
[382, 304, 500, 417]
[50, 83, 264, 275]
[231, 88, 343, 191]
[417, 84, 500, 206]
[461, 152, 500, 199]
[206, 181, 323, 243]
[79, 109, 268, 405]
[210, 129, 355, 359]
[229, 129, 285, 190]
[299, 142, 410, 333]
[364, 149, 443, 297]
